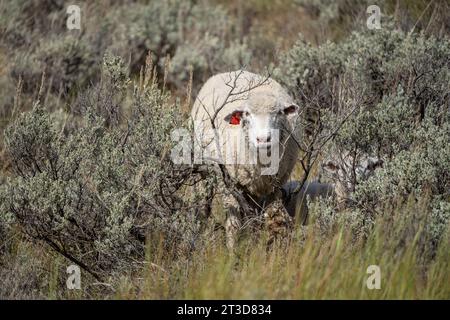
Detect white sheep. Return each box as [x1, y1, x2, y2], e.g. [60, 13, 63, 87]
[281, 153, 384, 225]
[191, 70, 301, 248]
[321, 152, 384, 206]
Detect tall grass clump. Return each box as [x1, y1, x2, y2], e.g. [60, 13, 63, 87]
[113, 196, 449, 299]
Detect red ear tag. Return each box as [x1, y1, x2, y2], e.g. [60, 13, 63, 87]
[230, 112, 241, 125]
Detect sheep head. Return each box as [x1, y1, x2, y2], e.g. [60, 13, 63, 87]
[223, 93, 300, 152]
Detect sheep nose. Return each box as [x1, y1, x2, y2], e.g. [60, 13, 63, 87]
[257, 134, 271, 143]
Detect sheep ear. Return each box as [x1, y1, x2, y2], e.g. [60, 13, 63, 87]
[322, 161, 340, 173]
[223, 113, 233, 122]
[283, 104, 299, 115]
[367, 158, 384, 171]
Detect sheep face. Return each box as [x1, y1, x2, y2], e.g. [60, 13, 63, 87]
[322, 153, 384, 204]
[224, 98, 299, 152]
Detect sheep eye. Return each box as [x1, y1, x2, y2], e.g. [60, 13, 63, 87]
[283, 105, 298, 115]
[244, 111, 250, 116]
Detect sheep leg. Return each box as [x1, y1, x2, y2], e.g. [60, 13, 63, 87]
[223, 194, 242, 251]
[264, 198, 293, 248]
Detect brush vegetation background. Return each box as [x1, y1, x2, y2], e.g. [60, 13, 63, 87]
[0, 0, 449, 299]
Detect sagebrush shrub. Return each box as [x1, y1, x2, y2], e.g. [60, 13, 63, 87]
[276, 24, 450, 250]
[0, 55, 214, 281]
[0, 0, 253, 109]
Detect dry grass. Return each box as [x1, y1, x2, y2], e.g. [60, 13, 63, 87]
[3, 197, 447, 299]
[113, 203, 449, 300]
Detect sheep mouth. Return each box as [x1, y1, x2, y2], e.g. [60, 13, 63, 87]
[254, 142, 274, 150]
